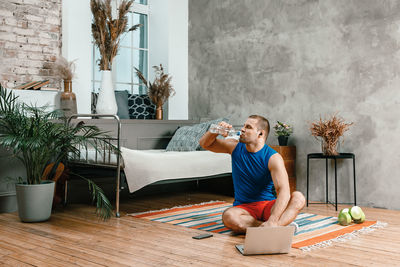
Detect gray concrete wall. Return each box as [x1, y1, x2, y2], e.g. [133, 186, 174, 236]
[189, 0, 400, 210]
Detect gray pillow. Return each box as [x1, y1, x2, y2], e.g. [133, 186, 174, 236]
[166, 118, 228, 151]
[115, 90, 130, 119]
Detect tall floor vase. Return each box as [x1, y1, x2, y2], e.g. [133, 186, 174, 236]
[96, 70, 117, 115]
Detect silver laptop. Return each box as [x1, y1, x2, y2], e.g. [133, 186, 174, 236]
[235, 226, 295, 255]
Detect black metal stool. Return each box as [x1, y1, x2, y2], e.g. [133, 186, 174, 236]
[306, 153, 356, 211]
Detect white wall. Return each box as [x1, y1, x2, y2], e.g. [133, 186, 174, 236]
[167, 0, 188, 120]
[11, 89, 60, 111]
[62, 0, 92, 114]
[149, 0, 188, 120]
[62, 0, 189, 118]
[149, 0, 169, 116]
[149, 0, 169, 78]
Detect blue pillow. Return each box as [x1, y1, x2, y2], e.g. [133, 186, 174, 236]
[115, 90, 130, 119]
[166, 118, 228, 151]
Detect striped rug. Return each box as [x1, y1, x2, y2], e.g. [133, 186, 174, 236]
[130, 201, 382, 250]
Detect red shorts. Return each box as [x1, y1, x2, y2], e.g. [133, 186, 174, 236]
[236, 199, 276, 221]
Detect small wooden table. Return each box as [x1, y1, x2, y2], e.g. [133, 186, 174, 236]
[271, 146, 296, 193]
[306, 153, 356, 211]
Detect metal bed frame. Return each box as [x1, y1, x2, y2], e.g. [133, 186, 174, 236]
[63, 115, 233, 218]
[65, 114, 123, 217]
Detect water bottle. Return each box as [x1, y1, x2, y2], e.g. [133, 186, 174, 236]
[226, 129, 240, 140]
[209, 123, 227, 135]
[209, 124, 240, 139]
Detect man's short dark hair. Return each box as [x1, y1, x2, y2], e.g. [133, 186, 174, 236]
[249, 115, 270, 140]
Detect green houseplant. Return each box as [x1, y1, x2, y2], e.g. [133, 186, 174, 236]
[0, 84, 113, 221]
[273, 121, 293, 146]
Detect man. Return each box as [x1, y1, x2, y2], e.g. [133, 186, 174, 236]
[199, 115, 305, 233]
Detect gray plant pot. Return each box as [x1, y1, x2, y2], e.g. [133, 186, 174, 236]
[15, 180, 55, 222]
[0, 192, 17, 213]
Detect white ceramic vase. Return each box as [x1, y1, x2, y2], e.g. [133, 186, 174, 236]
[96, 70, 117, 115]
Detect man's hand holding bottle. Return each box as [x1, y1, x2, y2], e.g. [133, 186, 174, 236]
[209, 122, 240, 139]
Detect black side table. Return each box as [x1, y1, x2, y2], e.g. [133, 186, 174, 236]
[306, 153, 356, 211]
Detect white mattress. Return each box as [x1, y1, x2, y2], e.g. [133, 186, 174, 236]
[121, 148, 232, 193]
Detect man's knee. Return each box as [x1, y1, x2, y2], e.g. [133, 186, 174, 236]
[222, 209, 246, 233]
[222, 210, 234, 226]
[291, 191, 306, 210]
[222, 209, 239, 228]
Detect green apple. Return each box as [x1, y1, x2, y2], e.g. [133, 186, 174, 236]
[354, 210, 366, 224]
[341, 208, 349, 214]
[338, 208, 352, 226]
[349, 206, 363, 221]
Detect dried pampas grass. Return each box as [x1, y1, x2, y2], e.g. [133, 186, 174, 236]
[91, 0, 141, 71]
[53, 56, 76, 81]
[135, 64, 175, 108]
[310, 114, 353, 155]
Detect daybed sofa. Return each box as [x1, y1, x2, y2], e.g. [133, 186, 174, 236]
[67, 116, 232, 217]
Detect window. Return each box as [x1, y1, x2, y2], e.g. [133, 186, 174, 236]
[92, 1, 149, 95]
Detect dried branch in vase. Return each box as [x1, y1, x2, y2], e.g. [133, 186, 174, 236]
[135, 64, 175, 108]
[90, 0, 141, 71]
[310, 114, 353, 155]
[53, 56, 75, 81]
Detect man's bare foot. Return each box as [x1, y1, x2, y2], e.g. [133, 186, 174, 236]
[260, 220, 278, 227]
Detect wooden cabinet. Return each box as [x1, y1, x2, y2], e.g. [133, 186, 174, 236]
[270, 146, 296, 193]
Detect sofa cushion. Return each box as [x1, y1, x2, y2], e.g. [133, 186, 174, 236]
[166, 118, 228, 152]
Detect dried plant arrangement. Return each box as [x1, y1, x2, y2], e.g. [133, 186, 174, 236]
[135, 64, 175, 108]
[53, 56, 76, 81]
[310, 114, 353, 155]
[90, 0, 141, 70]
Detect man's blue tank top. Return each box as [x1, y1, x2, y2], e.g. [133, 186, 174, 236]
[231, 142, 277, 206]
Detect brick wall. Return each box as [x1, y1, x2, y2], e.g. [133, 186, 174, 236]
[0, 0, 62, 89]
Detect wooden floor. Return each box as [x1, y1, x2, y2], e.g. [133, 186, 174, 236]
[1, 191, 400, 266]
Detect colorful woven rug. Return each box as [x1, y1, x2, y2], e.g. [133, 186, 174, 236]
[130, 201, 384, 250]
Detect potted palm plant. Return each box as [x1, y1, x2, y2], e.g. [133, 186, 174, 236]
[0, 84, 113, 222]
